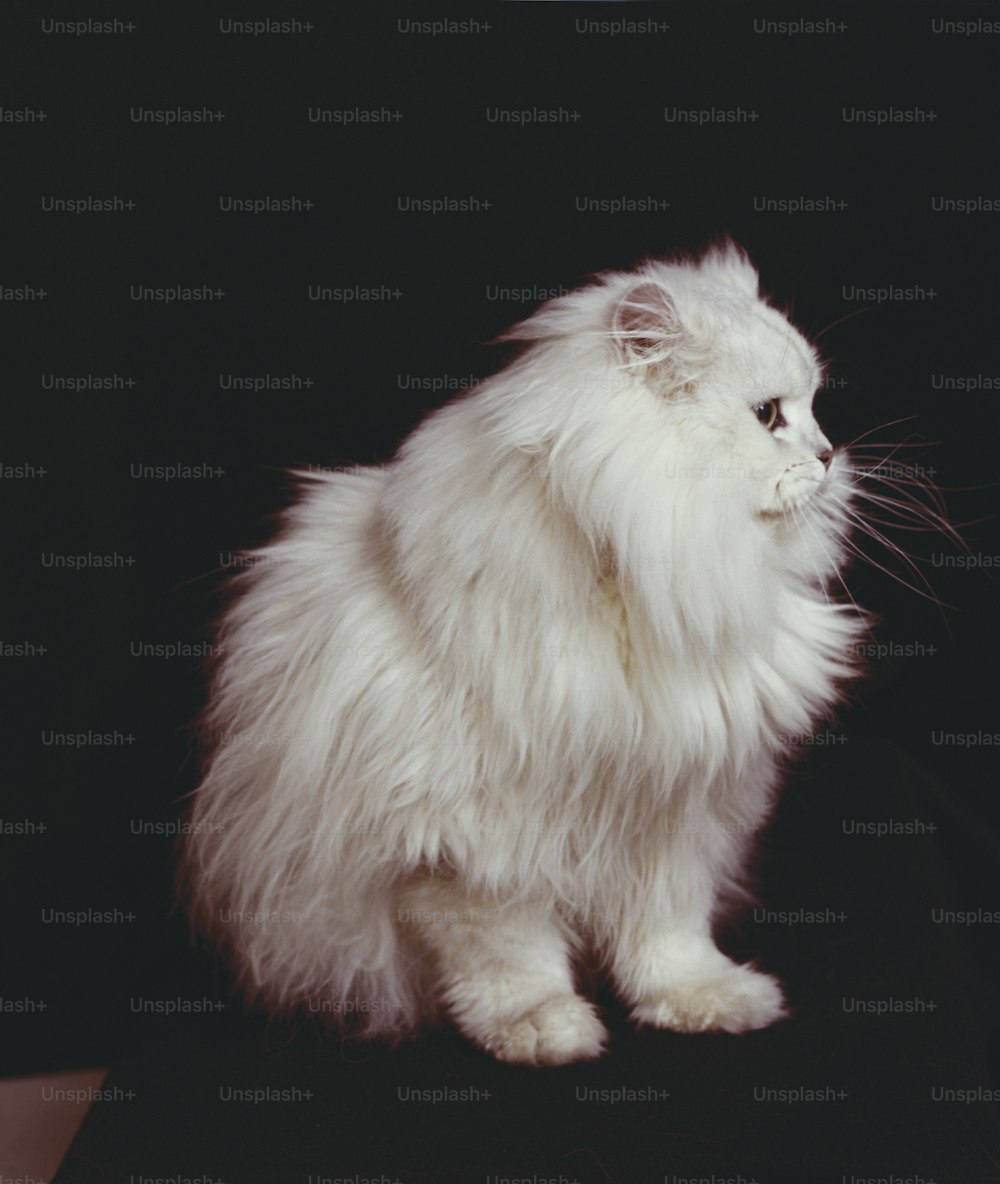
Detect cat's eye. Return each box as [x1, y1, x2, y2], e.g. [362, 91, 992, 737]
[753, 399, 783, 431]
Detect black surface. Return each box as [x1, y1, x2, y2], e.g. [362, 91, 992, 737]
[55, 740, 1000, 1183]
[2, 1, 998, 1179]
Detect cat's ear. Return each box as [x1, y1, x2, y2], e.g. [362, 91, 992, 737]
[610, 281, 685, 371]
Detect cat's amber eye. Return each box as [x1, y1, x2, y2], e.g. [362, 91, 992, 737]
[753, 399, 782, 431]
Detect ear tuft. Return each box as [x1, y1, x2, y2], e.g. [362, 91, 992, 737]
[698, 239, 759, 298]
[610, 281, 684, 369]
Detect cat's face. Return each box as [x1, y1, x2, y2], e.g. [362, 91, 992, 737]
[693, 310, 835, 519]
[606, 250, 839, 525]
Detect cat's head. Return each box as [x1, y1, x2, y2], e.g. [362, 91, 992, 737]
[492, 242, 848, 574]
[609, 243, 836, 521]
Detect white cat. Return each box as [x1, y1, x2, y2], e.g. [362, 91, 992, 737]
[180, 241, 866, 1065]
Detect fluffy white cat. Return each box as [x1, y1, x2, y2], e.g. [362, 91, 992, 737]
[180, 241, 865, 1065]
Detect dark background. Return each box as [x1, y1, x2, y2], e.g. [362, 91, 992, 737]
[2, 3, 999, 1181]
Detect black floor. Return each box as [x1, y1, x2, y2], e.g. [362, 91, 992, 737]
[55, 739, 1000, 1184]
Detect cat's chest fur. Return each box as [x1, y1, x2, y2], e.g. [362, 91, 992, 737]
[585, 554, 851, 774]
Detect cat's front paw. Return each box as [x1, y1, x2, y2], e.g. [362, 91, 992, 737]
[479, 994, 607, 1066]
[632, 963, 786, 1034]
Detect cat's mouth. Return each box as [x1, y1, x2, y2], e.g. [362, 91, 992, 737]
[761, 461, 828, 519]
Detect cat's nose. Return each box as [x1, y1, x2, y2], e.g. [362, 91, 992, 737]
[817, 448, 833, 471]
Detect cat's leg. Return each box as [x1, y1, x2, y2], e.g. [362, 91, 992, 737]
[595, 795, 786, 1034]
[609, 922, 786, 1034]
[399, 875, 606, 1065]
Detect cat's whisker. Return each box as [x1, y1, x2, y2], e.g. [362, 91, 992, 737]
[866, 485, 958, 538]
[847, 444, 942, 457]
[830, 493, 927, 570]
[825, 493, 955, 612]
[857, 497, 957, 544]
[846, 445, 946, 500]
[846, 445, 944, 477]
[844, 441, 970, 550]
[844, 512, 947, 536]
[841, 416, 920, 451]
[813, 305, 873, 341]
[847, 439, 941, 453]
[855, 474, 995, 511]
[848, 462, 997, 496]
[848, 466, 950, 507]
[847, 483, 967, 551]
[830, 520, 951, 610]
[848, 483, 947, 525]
[847, 449, 945, 497]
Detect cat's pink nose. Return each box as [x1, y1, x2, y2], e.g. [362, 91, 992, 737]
[818, 449, 833, 470]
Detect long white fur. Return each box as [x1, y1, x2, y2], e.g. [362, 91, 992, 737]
[180, 242, 865, 1064]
